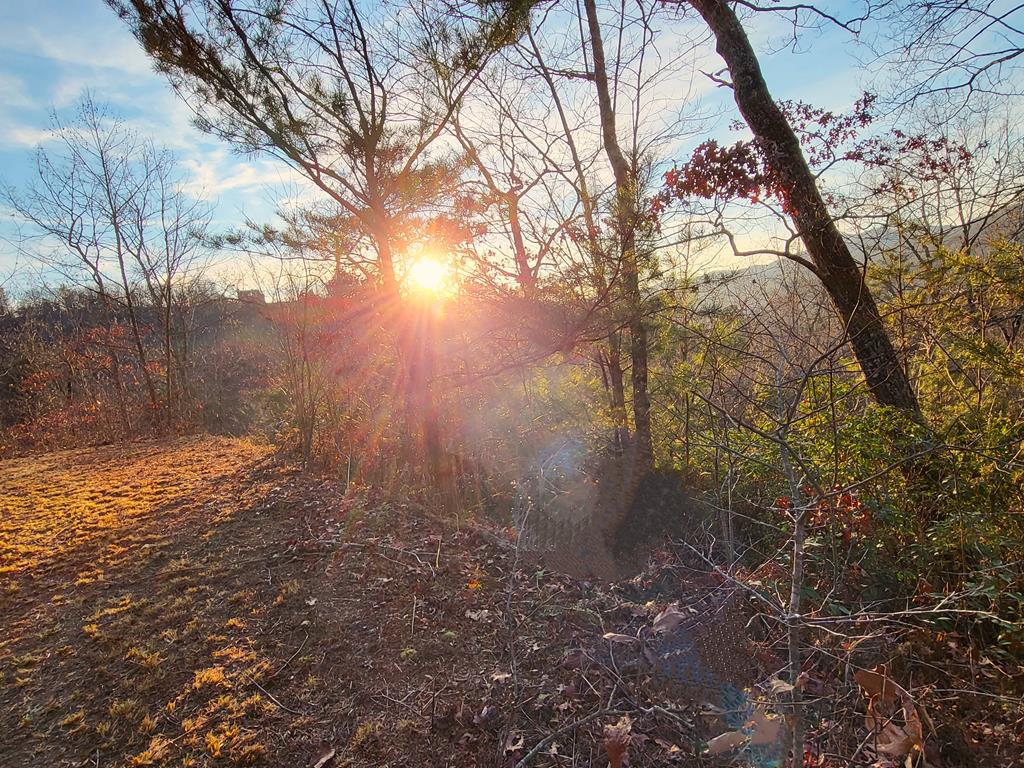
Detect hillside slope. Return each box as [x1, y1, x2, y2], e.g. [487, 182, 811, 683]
[0, 438, 708, 767]
[1, 438, 1017, 767]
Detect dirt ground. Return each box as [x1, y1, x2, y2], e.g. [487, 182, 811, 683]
[0, 437, 698, 767]
[1, 438, 1020, 768]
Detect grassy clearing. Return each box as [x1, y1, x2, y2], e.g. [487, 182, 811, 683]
[1, 438, 288, 765]
[0, 437, 604, 767]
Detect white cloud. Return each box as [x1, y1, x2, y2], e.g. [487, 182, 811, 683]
[0, 72, 34, 109]
[0, 4, 151, 78]
[180, 151, 296, 198]
[0, 122, 54, 148]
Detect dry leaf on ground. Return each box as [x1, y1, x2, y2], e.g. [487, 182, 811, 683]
[309, 742, 335, 768]
[855, 666, 926, 761]
[603, 715, 633, 768]
[704, 706, 785, 755]
[706, 729, 748, 755]
[602, 632, 639, 644]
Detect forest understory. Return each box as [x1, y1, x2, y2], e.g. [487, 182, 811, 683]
[1, 437, 1020, 768]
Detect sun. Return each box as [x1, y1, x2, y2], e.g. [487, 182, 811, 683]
[406, 255, 451, 296]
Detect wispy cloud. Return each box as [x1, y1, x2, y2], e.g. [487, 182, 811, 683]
[0, 0, 317, 264]
[0, 72, 34, 109]
[0, 4, 151, 77]
[182, 152, 300, 200]
[0, 122, 54, 148]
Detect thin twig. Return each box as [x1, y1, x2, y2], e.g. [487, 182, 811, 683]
[243, 672, 305, 715]
[514, 708, 627, 768]
[269, 633, 308, 679]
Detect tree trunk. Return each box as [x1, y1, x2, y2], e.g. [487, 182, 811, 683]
[582, 0, 655, 465]
[117, 258, 160, 413]
[607, 332, 629, 452]
[164, 285, 174, 424]
[528, 24, 631, 454]
[688, 0, 922, 418]
[506, 196, 536, 294]
[96, 285, 132, 434]
[399, 304, 451, 502]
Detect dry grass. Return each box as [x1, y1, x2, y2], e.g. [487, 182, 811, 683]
[0, 436, 266, 585]
[0, 437, 284, 766]
[0, 435, 565, 767]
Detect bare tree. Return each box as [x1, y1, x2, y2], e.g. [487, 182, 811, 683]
[879, 0, 1024, 106]
[131, 142, 213, 420]
[4, 96, 210, 428]
[582, 0, 654, 467]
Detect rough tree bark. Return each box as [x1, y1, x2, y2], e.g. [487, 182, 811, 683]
[688, 0, 922, 418]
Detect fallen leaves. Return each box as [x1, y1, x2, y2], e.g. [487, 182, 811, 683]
[601, 632, 639, 645]
[706, 728, 748, 754]
[474, 703, 500, 729]
[603, 715, 632, 768]
[747, 707, 784, 746]
[703, 706, 786, 756]
[855, 666, 928, 764]
[767, 677, 794, 695]
[309, 741, 335, 768]
[503, 731, 525, 755]
[651, 604, 687, 634]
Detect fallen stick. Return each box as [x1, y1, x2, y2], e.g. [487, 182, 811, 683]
[243, 672, 305, 715]
[514, 708, 628, 768]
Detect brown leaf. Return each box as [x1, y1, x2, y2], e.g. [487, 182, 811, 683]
[503, 732, 525, 754]
[309, 741, 335, 768]
[654, 737, 682, 755]
[876, 721, 917, 758]
[603, 715, 632, 768]
[602, 632, 639, 645]
[747, 707, 785, 746]
[652, 604, 685, 634]
[474, 704, 499, 728]
[857, 667, 925, 760]
[705, 730, 747, 755]
[903, 697, 925, 746]
[851, 667, 901, 708]
[855, 665, 911, 707]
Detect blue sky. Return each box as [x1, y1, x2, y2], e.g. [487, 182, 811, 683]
[0, 1, 299, 286]
[0, 1, 875, 289]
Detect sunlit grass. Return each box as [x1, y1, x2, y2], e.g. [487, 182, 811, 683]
[0, 435, 489, 766]
[0, 437, 280, 767]
[0, 437, 267, 582]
